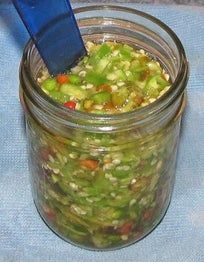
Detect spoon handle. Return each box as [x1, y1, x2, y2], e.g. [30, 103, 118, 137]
[12, 0, 86, 75]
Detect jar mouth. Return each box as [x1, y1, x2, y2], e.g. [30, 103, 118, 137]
[20, 5, 189, 131]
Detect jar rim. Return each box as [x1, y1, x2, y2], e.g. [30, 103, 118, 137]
[20, 5, 189, 130]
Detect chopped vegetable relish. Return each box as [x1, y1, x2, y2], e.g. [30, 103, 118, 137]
[39, 41, 171, 113]
[30, 41, 177, 249]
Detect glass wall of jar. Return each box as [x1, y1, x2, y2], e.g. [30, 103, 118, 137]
[19, 6, 188, 250]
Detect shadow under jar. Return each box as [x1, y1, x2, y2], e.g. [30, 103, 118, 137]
[19, 6, 188, 250]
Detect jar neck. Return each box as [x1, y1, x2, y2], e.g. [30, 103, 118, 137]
[19, 5, 189, 135]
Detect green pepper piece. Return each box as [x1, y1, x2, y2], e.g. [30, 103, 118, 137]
[112, 92, 125, 107]
[91, 109, 106, 115]
[94, 43, 111, 59]
[49, 90, 70, 103]
[42, 78, 58, 91]
[123, 151, 140, 166]
[126, 71, 136, 81]
[129, 201, 141, 219]
[58, 222, 87, 239]
[107, 69, 127, 81]
[91, 91, 111, 104]
[119, 46, 132, 61]
[46, 188, 70, 205]
[87, 174, 112, 196]
[111, 87, 128, 107]
[69, 74, 81, 85]
[157, 76, 170, 91]
[145, 75, 169, 97]
[94, 207, 123, 222]
[147, 61, 162, 73]
[115, 69, 127, 81]
[123, 44, 134, 52]
[56, 203, 93, 229]
[60, 83, 87, 99]
[57, 219, 76, 236]
[85, 72, 107, 85]
[61, 162, 78, 178]
[84, 132, 113, 146]
[121, 100, 135, 112]
[89, 43, 111, 65]
[112, 169, 130, 178]
[95, 57, 110, 73]
[130, 60, 147, 73]
[103, 56, 120, 73]
[108, 193, 133, 208]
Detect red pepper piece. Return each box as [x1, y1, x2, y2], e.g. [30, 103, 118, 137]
[80, 159, 99, 170]
[56, 74, 69, 84]
[103, 101, 115, 110]
[39, 147, 54, 161]
[42, 206, 56, 221]
[142, 208, 155, 221]
[97, 84, 112, 93]
[64, 101, 76, 110]
[118, 221, 133, 235]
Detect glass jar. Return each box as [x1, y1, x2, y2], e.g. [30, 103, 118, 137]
[19, 6, 188, 250]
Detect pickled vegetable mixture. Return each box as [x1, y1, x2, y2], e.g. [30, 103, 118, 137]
[39, 41, 171, 113]
[30, 42, 176, 249]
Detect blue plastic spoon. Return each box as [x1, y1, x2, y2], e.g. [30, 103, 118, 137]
[12, 0, 86, 75]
